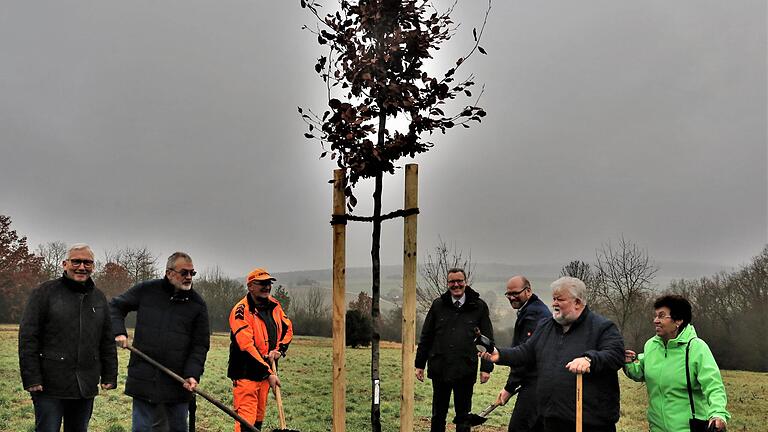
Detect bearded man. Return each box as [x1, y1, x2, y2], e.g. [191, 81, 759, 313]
[480, 277, 624, 432]
[110, 252, 210, 432]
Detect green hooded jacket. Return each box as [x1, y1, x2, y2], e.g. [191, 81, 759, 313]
[624, 324, 730, 432]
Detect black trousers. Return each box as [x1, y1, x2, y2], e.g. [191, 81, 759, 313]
[430, 378, 474, 432]
[542, 417, 616, 432]
[508, 383, 542, 432]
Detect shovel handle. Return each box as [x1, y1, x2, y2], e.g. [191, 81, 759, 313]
[479, 403, 500, 417]
[576, 374, 583, 432]
[271, 359, 287, 429]
[123, 345, 260, 432]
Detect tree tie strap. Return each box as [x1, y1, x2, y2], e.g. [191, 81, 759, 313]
[330, 207, 419, 225]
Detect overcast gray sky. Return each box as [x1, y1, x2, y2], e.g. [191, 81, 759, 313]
[1, 1, 765, 278]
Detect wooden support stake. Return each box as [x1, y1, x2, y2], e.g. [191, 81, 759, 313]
[400, 164, 418, 432]
[332, 169, 347, 432]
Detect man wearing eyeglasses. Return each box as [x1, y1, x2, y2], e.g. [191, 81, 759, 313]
[227, 267, 293, 432]
[495, 275, 551, 432]
[415, 268, 494, 432]
[110, 252, 210, 432]
[19, 243, 118, 432]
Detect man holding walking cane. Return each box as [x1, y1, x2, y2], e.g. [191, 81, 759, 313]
[480, 277, 624, 432]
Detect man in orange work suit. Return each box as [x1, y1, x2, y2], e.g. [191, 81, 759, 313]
[227, 267, 293, 432]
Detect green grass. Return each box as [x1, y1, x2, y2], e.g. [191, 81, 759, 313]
[3, 325, 766, 431]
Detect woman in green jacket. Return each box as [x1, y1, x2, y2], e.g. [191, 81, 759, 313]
[624, 295, 729, 432]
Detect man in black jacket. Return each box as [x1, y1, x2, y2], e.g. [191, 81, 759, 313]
[481, 277, 624, 432]
[19, 243, 118, 432]
[496, 275, 551, 432]
[110, 251, 210, 432]
[415, 268, 494, 432]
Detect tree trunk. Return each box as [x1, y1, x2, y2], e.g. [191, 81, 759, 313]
[370, 105, 387, 432]
[370, 172, 382, 432]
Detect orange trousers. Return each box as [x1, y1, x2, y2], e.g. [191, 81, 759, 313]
[233, 379, 270, 432]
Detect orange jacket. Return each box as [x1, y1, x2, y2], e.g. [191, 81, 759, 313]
[227, 294, 293, 381]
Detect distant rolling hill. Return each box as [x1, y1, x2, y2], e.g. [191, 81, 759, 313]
[273, 261, 731, 315]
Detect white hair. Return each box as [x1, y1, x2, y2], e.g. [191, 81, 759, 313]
[551, 276, 588, 305]
[67, 243, 94, 259]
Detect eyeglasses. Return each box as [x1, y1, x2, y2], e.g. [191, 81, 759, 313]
[447, 279, 465, 285]
[248, 280, 273, 287]
[169, 268, 197, 278]
[68, 259, 94, 268]
[653, 313, 673, 321]
[505, 287, 528, 298]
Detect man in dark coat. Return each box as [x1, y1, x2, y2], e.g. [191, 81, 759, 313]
[481, 277, 624, 432]
[19, 243, 118, 432]
[495, 275, 551, 432]
[415, 268, 494, 432]
[110, 251, 210, 432]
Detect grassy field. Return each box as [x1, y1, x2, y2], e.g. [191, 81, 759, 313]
[2, 325, 765, 432]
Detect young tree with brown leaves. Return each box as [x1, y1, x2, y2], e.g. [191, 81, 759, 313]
[300, 1, 491, 429]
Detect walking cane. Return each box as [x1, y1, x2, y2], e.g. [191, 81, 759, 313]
[576, 374, 583, 432]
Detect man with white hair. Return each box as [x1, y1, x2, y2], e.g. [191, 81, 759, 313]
[480, 277, 624, 432]
[19, 243, 118, 432]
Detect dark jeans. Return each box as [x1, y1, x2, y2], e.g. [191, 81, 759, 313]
[132, 398, 188, 432]
[431, 378, 474, 432]
[31, 394, 94, 432]
[508, 383, 542, 432]
[543, 417, 616, 432]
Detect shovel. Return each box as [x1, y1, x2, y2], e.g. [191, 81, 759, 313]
[576, 373, 583, 432]
[453, 403, 500, 427]
[270, 359, 300, 432]
[123, 345, 261, 432]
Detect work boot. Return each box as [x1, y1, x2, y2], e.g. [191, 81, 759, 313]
[253, 421, 263, 431]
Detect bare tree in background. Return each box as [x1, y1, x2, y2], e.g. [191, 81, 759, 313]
[36, 241, 68, 280]
[103, 247, 159, 285]
[194, 266, 247, 332]
[668, 245, 768, 371]
[560, 259, 603, 310]
[417, 238, 474, 313]
[291, 286, 332, 337]
[592, 236, 657, 336]
[93, 262, 132, 300]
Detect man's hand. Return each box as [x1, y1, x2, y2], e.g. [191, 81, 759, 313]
[479, 372, 491, 384]
[624, 349, 637, 364]
[495, 389, 512, 406]
[267, 350, 282, 361]
[709, 417, 726, 431]
[565, 356, 591, 374]
[100, 383, 115, 390]
[415, 368, 424, 382]
[267, 374, 281, 391]
[26, 384, 43, 392]
[114, 335, 128, 348]
[183, 377, 198, 392]
[479, 347, 500, 363]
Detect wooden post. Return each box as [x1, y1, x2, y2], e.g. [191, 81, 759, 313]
[332, 169, 347, 432]
[400, 164, 418, 432]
